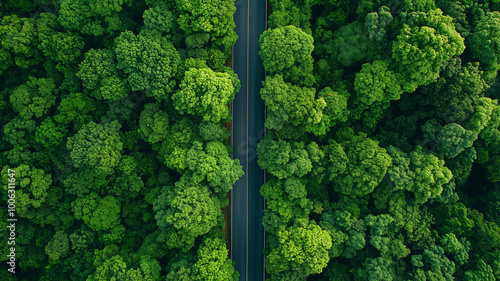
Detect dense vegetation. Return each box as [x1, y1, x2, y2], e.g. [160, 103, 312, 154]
[0, 0, 242, 280]
[258, 0, 500, 280]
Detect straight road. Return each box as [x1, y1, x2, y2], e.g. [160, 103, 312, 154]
[231, 0, 267, 280]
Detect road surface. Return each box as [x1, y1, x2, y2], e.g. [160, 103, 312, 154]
[230, 0, 267, 280]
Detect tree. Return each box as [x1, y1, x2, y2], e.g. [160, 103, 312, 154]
[257, 134, 313, 179]
[66, 121, 123, 175]
[184, 141, 244, 195]
[165, 253, 196, 280]
[77, 48, 130, 100]
[308, 140, 348, 187]
[409, 146, 453, 203]
[465, 97, 498, 134]
[199, 122, 230, 142]
[45, 231, 70, 261]
[261, 177, 316, 225]
[259, 25, 315, 86]
[485, 188, 500, 225]
[114, 31, 182, 100]
[1, 164, 51, 216]
[172, 67, 235, 123]
[158, 117, 202, 172]
[364, 214, 409, 260]
[193, 237, 239, 281]
[410, 244, 457, 280]
[266, 220, 332, 278]
[439, 233, 470, 266]
[331, 21, 377, 67]
[317, 87, 350, 128]
[3, 116, 36, 148]
[476, 101, 500, 182]
[333, 131, 392, 198]
[92, 255, 161, 281]
[61, 167, 108, 197]
[392, 9, 465, 92]
[445, 147, 476, 188]
[87, 255, 127, 280]
[138, 103, 169, 144]
[350, 58, 405, 127]
[365, 6, 393, 42]
[386, 145, 453, 204]
[433, 202, 474, 236]
[260, 75, 326, 134]
[0, 0, 38, 16]
[422, 120, 478, 159]
[40, 31, 85, 71]
[354, 60, 403, 107]
[469, 12, 500, 70]
[409, 58, 490, 125]
[267, 0, 313, 30]
[54, 92, 101, 131]
[142, 3, 178, 36]
[10, 77, 57, 120]
[69, 227, 96, 253]
[175, 0, 237, 56]
[153, 184, 221, 251]
[37, 13, 85, 71]
[58, 0, 133, 37]
[71, 192, 121, 232]
[0, 15, 42, 72]
[35, 117, 68, 150]
[467, 208, 500, 259]
[464, 259, 496, 281]
[354, 257, 395, 281]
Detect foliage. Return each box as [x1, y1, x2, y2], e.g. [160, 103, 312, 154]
[1, 0, 500, 279]
[257, 134, 312, 179]
[266, 220, 332, 278]
[153, 184, 221, 251]
[115, 31, 182, 100]
[260, 75, 326, 134]
[58, 0, 133, 37]
[193, 237, 239, 281]
[184, 141, 244, 195]
[175, 0, 237, 57]
[469, 12, 500, 69]
[138, 103, 169, 144]
[172, 67, 236, 123]
[0, 15, 41, 72]
[333, 131, 392, 198]
[77, 48, 129, 100]
[258, 2, 499, 280]
[10, 77, 57, 120]
[66, 121, 123, 175]
[260, 25, 315, 86]
[1, 164, 52, 215]
[392, 9, 465, 92]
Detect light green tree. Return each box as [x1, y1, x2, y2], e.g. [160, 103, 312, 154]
[172, 67, 235, 123]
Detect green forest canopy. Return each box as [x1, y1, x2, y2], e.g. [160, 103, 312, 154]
[259, 0, 500, 280]
[0, 0, 240, 280]
[0, 0, 500, 280]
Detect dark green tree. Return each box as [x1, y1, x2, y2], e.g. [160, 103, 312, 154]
[77, 48, 130, 100]
[66, 121, 123, 175]
[114, 31, 182, 100]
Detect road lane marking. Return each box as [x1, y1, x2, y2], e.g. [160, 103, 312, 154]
[245, 0, 250, 278]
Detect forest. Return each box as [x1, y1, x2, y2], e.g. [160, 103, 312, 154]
[1, 0, 500, 280]
[257, 0, 500, 280]
[0, 0, 241, 280]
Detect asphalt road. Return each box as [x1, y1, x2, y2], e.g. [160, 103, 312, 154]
[230, 0, 267, 280]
